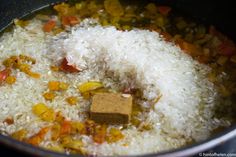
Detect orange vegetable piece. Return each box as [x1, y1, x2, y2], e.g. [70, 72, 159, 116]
[11, 129, 27, 141]
[62, 16, 80, 27]
[3, 117, 14, 125]
[93, 125, 107, 144]
[176, 39, 202, 57]
[50, 65, 60, 72]
[60, 120, 72, 135]
[43, 20, 56, 32]
[43, 92, 56, 101]
[48, 81, 60, 91]
[0, 68, 11, 84]
[60, 58, 79, 73]
[66, 96, 78, 105]
[71, 121, 86, 134]
[51, 123, 61, 141]
[55, 111, 65, 123]
[157, 6, 171, 16]
[32, 103, 55, 122]
[26, 127, 50, 146]
[182, 42, 202, 56]
[160, 32, 172, 42]
[6, 76, 16, 85]
[106, 128, 124, 143]
[48, 81, 68, 91]
[26, 71, 41, 79]
[59, 82, 69, 90]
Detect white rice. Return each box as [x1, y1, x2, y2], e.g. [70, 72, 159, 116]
[0, 19, 231, 156]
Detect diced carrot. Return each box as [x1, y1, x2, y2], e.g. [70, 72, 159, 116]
[28, 137, 43, 146]
[0, 68, 11, 84]
[37, 127, 50, 138]
[26, 127, 50, 146]
[60, 120, 72, 135]
[61, 16, 79, 27]
[43, 20, 56, 32]
[60, 58, 79, 73]
[157, 6, 171, 16]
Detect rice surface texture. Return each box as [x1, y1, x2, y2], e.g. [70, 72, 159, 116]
[0, 19, 230, 156]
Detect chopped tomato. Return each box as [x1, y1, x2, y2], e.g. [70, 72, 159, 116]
[157, 6, 171, 16]
[43, 20, 56, 32]
[60, 58, 79, 73]
[0, 68, 11, 84]
[62, 16, 79, 27]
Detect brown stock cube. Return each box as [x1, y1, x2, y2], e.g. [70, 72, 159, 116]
[90, 93, 132, 124]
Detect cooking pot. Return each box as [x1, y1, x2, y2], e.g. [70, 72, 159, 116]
[0, 0, 236, 156]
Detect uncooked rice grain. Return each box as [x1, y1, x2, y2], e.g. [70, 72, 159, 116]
[0, 19, 231, 155]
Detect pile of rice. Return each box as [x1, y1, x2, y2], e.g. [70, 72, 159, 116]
[0, 19, 231, 155]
